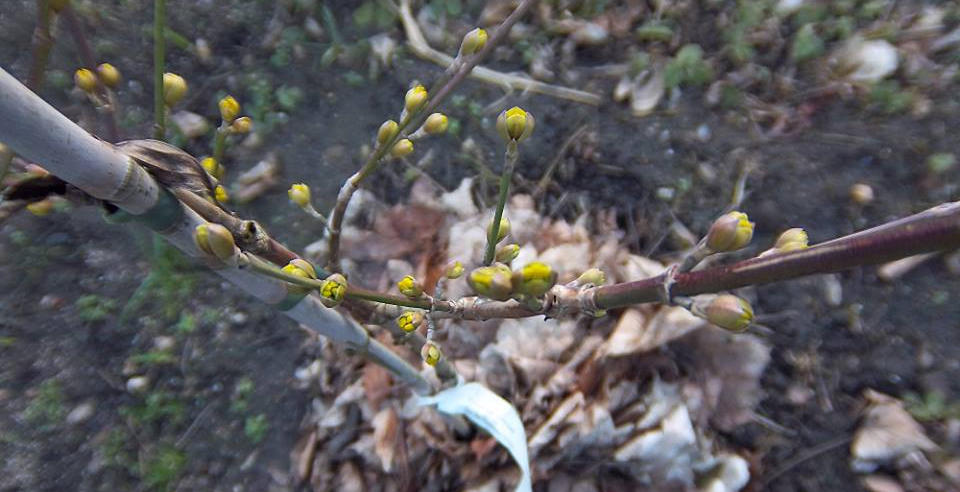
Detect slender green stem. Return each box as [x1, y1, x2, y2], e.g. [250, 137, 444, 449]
[28, 0, 54, 90]
[212, 125, 227, 164]
[484, 141, 518, 265]
[153, 0, 167, 140]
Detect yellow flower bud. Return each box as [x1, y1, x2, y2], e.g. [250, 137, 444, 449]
[514, 261, 557, 298]
[26, 199, 54, 216]
[215, 185, 229, 203]
[218, 95, 241, 123]
[74, 68, 97, 93]
[421, 341, 442, 366]
[390, 138, 413, 158]
[701, 294, 754, 332]
[396, 311, 423, 333]
[397, 275, 423, 299]
[487, 216, 511, 243]
[423, 113, 448, 135]
[444, 260, 464, 279]
[288, 183, 311, 208]
[850, 183, 874, 205]
[96, 63, 121, 89]
[319, 273, 347, 308]
[773, 227, 808, 252]
[163, 72, 188, 106]
[377, 120, 399, 146]
[283, 258, 317, 279]
[495, 243, 520, 263]
[230, 116, 252, 134]
[576, 268, 606, 286]
[496, 106, 535, 143]
[404, 85, 428, 113]
[467, 264, 514, 301]
[194, 223, 236, 261]
[459, 27, 488, 56]
[201, 157, 223, 180]
[705, 211, 754, 253]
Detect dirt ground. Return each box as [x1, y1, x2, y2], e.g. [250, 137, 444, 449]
[2, 0, 960, 491]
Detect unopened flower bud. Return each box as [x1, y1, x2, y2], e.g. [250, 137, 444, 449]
[773, 227, 808, 252]
[74, 68, 97, 93]
[467, 264, 513, 301]
[377, 120, 399, 145]
[230, 116, 252, 134]
[219, 95, 241, 123]
[423, 113, 448, 135]
[496, 106, 535, 143]
[487, 216, 511, 243]
[705, 211, 753, 253]
[194, 223, 236, 261]
[396, 311, 423, 333]
[390, 138, 413, 158]
[404, 85, 427, 113]
[96, 63, 121, 89]
[319, 273, 347, 308]
[200, 157, 220, 179]
[700, 294, 754, 332]
[162, 72, 188, 106]
[421, 341, 442, 366]
[495, 243, 520, 263]
[459, 27, 488, 56]
[576, 268, 606, 286]
[214, 185, 229, 203]
[288, 183, 311, 208]
[282, 258, 317, 279]
[397, 275, 423, 299]
[513, 261, 557, 298]
[444, 260, 464, 279]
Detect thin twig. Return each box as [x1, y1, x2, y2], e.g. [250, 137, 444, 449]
[533, 124, 588, 201]
[484, 141, 518, 265]
[28, 0, 55, 90]
[153, 0, 166, 139]
[62, 6, 120, 141]
[398, 0, 602, 105]
[760, 436, 851, 489]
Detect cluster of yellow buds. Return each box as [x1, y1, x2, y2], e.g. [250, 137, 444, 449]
[218, 95, 253, 134]
[496, 106, 535, 143]
[319, 273, 347, 308]
[194, 223, 237, 261]
[74, 63, 122, 94]
[421, 340, 442, 366]
[690, 294, 754, 332]
[467, 261, 558, 301]
[163, 72, 188, 107]
[705, 211, 754, 253]
[396, 311, 423, 333]
[397, 275, 424, 299]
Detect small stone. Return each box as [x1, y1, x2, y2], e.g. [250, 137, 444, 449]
[696, 124, 712, 142]
[39, 294, 64, 310]
[850, 183, 874, 205]
[169, 111, 211, 140]
[66, 401, 96, 425]
[153, 336, 176, 352]
[126, 376, 150, 394]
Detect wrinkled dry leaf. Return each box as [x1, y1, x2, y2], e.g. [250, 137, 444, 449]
[851, 390, 939, 473]
[372, 407, 399, 473]
[602, 306, 704, 357]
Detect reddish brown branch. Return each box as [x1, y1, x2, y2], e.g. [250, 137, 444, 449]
[596, 202, 960, 309]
